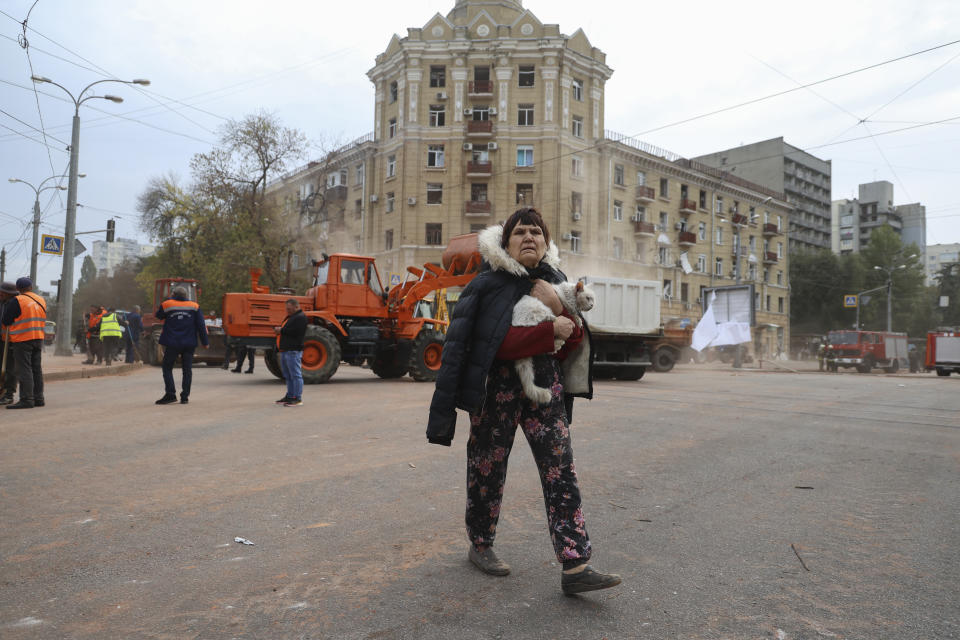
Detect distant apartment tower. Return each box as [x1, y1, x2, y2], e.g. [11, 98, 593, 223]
[91, 238, 155, 277]
[693, 137, 832, 253]
[831, 181, 926, 261]
[925, 243, 959, 286]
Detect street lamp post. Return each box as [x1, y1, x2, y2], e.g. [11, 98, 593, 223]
[873, 255, 917, 332]
[30, 75, 149, 356]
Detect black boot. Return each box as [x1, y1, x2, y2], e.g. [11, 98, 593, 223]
[6, 399, 34, 410]
[155, 394, 177, 405]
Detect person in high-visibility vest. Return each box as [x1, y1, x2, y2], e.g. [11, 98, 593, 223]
[83, 305, 104, 365]
[0, 281, 20, 404]
[155, 287, 209, 405]
[1, 277, 47, 409]
[98, 308, 124, 366]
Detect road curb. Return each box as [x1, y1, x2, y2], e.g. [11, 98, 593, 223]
[45, 362, 145, 382]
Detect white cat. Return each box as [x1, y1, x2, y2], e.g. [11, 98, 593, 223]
[511, 281, 595, 406]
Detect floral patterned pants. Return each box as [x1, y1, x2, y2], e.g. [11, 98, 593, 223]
[466, 356, 592, 566]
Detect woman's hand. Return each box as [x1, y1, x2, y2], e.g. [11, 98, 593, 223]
[553, 316, 574, 340]
[531, 279, 563, 315]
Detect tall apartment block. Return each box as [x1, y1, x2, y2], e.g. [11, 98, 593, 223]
[830, 181, 926, 262]
[91, 238, 155, 277]
[265, 0, 793, 357]
[926, 243, 959, 286]
[693, 138, 832, 253]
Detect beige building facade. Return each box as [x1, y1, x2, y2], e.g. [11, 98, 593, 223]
[266, 0, 791, 358]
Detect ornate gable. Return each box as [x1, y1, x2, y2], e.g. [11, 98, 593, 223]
[422, 13, 455, 41]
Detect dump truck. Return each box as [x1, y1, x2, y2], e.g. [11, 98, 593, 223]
[925, 331, 960, 376]
[140, 277, 227, 365]
[221, 234, 481, 384]
[579, 277, 691, 379]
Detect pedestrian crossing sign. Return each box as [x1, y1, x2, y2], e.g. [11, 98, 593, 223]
[843, 294, 858, 308]
[40, 234, 64, 256]
[389, 273, 402, 287]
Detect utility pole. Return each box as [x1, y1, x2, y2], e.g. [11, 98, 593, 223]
[30, 198, 40, 285]
[0, 247, 5, 282]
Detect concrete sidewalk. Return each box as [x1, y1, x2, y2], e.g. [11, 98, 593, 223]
[38, 353, 144, 382]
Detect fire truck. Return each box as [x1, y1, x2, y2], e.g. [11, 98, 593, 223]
[824, 330, 908, 373]
[925, 331, 960, 376]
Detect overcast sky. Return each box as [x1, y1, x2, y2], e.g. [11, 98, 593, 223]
[2, 0, 958, 293]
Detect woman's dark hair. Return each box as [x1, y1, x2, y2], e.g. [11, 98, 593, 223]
[501, 206, 551, 249]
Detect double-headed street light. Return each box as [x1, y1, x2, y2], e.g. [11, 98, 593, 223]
[31, 75, 150, 356]
[8, 173, 87, 286]
[874, 254, 918, 333]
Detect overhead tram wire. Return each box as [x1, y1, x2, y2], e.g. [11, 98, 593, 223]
[0, 106, 68, 146]
[0, 120, 66, 153]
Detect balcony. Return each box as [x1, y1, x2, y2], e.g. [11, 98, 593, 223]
[764, 251, 779, 264]
[466, 120, 493, 136]
[465, 200, 492, 216]
[679, 198, 697, 214]
[731, 213, 748, 226]
[636, 185, 655, 203]
[633, 221, 656, 236]
[763, 223, 780, 236]
[468, 81, 494, 96]
[466, 161, 492, 176]
[678, 231, 696, 247]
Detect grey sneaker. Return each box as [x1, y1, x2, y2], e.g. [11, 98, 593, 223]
[468, 546, 510, 576]
[561, 565, 622, 595]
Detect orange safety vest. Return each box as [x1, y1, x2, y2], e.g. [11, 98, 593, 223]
[160, 298, 200, 314]
[9, 291, 47, 343]
[87, 311, 103, 339]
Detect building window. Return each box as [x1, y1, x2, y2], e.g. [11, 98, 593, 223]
[663, 279, 672, 298]
[472, 106, 491, 121]
[766, 295, 771, 311]
[636, 242, 646, 263]
[699, 189, 707, 209]
[777, 215, 782, 231]
[777, 270, 783, 285]
[388, 118, 397, 138]
[777, 242, 783, 258]
[635, 205, 646, 222]
[572, 78, 583, 101]
[425, 223, 442, 245]
[516, 183, 533, 205]
[697, 254, 706, 273]
[570, 230, 581, 253]
[516, 145, 534, 167]
[763, 268, 769, 283]
[389, 81, 398, 103]
[778, 297, 784, 313]
[698, 222, 706, 240]
[613, 237, 623, 259]
[470, 223, 486, 233]
[355, 199, 362, 215]
[571, 191, 583, 214]
[426, 183, 443, 205]
[429, 105, 446, 127]
[659, 177, 669, 199]
[749, 235, 756, 251]
[680, 282, 689, 303]
[518, 65, 535, 87]
[659, 211, 669, 230]
[572, 116, 583, 138]
[659, 247, 669, 266]
[518, 104, 535, 126]
[614, 164, 625, 186]
[716, 227, 723, 245]
[613, 200, 623, 221]
[637, 171, 646, 186]
[385, 192, 395, 213]
[427, 144, 445, 168]
[755, 292, 761, 310]
[385, 229, 393, 250]
[355, 163, 364, 185]
[429, 65, 446, 88]
[715, 257, 723, 276]
[715, 196, 723, 213]
[386, 154, 396, 178]
[571, 155, 583, 177]
[470, 183, 488, 203]
[749, 264, 757, 281]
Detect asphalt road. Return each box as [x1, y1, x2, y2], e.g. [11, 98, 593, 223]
[1, 362, 958, 639]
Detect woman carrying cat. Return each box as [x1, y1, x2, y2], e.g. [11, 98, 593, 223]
[427, 207, 620, 595]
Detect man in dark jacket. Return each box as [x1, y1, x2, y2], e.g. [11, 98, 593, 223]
[0, 281, 20, 404]
[274, 298, 307, 406]
[155, 287, 209, 405]
[124, 305, 143, 363]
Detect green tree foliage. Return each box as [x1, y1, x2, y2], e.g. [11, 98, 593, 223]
[858, 226, 925, 332]
[137, 112, 310, 310]
[934, 263, 960, 327]
[78, 255, 98, 290]
[73, 261, 150, 327]
[788, 249, 864, 334]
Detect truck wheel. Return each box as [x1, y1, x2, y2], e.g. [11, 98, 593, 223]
[408, 330, 444, 382]
[936, 367, 950, 377]
[884, 360, 900, 374]
[616, 366, 645, 381]
[857, 355, 873, 373]
[652, 347, 677, 373]
[301, 325, 341, 384]
[264, 349, 283, 380]
[371, 347, 407, 379]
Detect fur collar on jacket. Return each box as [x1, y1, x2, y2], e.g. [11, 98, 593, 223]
[478, 224, 561, 277]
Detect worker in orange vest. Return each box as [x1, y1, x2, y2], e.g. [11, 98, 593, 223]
[1, 277, 47, 409]
[155, 286, 209, 405]
[83, 305, 104, 365]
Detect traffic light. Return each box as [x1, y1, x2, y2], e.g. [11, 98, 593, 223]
[106, 219, 115, 242]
